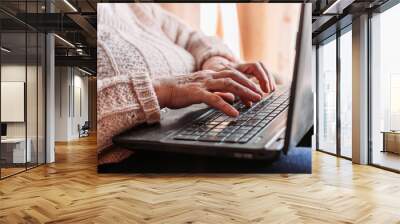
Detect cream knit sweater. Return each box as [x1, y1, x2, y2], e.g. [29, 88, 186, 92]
[97, 3, 236, 164]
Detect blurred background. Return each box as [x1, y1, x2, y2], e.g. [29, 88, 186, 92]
[160, 3, 301, 84]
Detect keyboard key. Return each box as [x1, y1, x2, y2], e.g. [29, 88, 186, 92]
[238, 138, 250, 144]
[196, 126, 209, 132]
[174, 135, 198, 141]
[243, 119, 260, 126]
[232, 120, 246, 126]
[246, 129, 260, 137]
[204, 124, 217, 129]
[215, 124, 229, 129]
[256, 122, 265, 127]
[198, 135, 224, 142]
[236, 116, 250, 121]
[254, 115, 266, 119]
[216, 132, 230, 137]
[206, 131, 220, 136]
[240, 136, 252, 142]
[235, 129, 249, 135]
[210, 127, 223, 131]
[173, 89, 290, 143]
[193, 131, 206, 136]
[207, 121, 220, 125]
[214, 116, 227, 122]
[220, 129, 233, 134]
[224, 134, 243, 143]
[180, 130, 194, 135]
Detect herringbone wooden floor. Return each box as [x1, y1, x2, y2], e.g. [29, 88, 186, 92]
[1, 135, 400, 224]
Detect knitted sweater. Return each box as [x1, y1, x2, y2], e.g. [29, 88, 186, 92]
[97, 3, 236, 164]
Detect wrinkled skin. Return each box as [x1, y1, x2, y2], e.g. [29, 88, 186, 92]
[153, 61, 276, 117]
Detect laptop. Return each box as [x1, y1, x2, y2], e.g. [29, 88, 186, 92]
[113, 4, 313, 161]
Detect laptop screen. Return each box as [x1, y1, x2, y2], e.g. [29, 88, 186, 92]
[283, 3, 314, 153]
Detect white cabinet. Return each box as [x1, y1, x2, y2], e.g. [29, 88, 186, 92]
[382, 131, 400, 154]
[1, 138, 32, 163]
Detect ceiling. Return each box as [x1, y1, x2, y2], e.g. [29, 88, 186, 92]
[1, 31, 45, 64]
[312, 0, 391, 43]
[0, 0, 97, 73]
[0, 0, 395, 74]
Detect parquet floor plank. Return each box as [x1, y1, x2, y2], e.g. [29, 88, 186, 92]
[1, 135, 400, 223]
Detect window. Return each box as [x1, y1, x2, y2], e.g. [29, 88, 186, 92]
[317, 36, 337, 155]
[339, 28, 352, 158]
[200, 3, 241, 58]
[316, 25, 353, 159]
[1, 30, 28, 178]
[370, 2, 400, 171]
[0, 1, 46, 179]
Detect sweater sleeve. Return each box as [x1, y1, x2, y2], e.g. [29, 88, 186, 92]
[150, 4, 239, 70]
[97, 5, 160, 154]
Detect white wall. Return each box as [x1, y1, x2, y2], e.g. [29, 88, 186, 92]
[71, 73, 89, 138]
[1, 65, 26, 140]
[55, 66, 70, 141]
[1, 65, 39, 138]
[54, 67, 89, 141]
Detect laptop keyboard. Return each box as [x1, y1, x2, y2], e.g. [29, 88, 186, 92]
[172, 89, 290, 144]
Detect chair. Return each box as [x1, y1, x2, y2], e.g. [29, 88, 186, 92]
[79, 121, 90, 138]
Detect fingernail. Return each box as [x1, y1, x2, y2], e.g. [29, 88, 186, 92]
[231, 110, 239, 117]
[245, 101, 253, 107]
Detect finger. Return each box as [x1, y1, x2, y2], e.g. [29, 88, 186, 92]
[205, 78, 262, 103]
[213, 69, 264, 96]
[245, 101, 253, 107]
[199, 91, 239, 117]
[215, 92, 235, 103]
[259, 62, 276, 92]
[255, 62, 271, 93]
[237, 62, 270, 93]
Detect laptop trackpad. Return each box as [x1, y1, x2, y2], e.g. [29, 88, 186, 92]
[113, 104, 210, 143]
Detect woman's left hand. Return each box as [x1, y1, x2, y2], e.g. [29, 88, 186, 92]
[202, 56, 276, 94]
[227, 62, 276, 94]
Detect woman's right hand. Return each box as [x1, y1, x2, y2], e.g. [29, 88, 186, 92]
[153, 70, 264, 117]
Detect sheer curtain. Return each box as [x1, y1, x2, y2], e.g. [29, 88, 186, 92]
[161, 3, 301, 84]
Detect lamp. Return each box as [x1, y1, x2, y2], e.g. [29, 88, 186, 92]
[322, 0, 355, 15]
[1, 47, 11, 53]
[54, 34, 75, 48]
[63, 0, 78, 12]
[78, 67, 93, 76]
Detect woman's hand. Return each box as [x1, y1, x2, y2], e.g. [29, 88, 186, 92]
[153, 70, 265, 117]
[202, 56, 276, 94]
[232, 62, 276, 93]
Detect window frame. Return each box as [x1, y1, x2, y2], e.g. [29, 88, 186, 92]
[315, 0, 400, 172]
[315, 23, 353, 161]
[367, 0, 400, 173]
[0, 0, 48, 180]
[338, 24, 353, 159]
